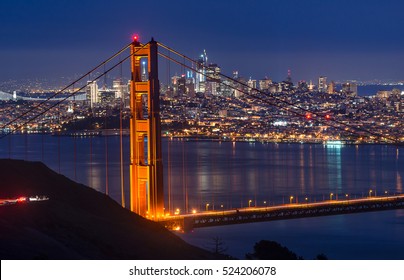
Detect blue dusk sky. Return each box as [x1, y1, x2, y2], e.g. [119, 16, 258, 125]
[1, 0, 404, 83]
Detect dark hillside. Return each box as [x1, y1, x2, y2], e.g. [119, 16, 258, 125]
[0, 159, 216, 259]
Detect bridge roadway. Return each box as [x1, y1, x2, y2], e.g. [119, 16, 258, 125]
[158, 195, 404, 232]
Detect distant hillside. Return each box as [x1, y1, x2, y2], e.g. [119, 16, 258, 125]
[0, 159, 217, 259]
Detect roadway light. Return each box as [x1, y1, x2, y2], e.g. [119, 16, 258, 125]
[206, 203, 210, 211]
[369, 190, 373, 197]
[330, 193, 334, 200]
[290, 196, 294, 204]
[248, 199, 252, 207]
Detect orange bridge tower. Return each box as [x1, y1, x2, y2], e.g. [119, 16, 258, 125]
[129, 37, 164, 219]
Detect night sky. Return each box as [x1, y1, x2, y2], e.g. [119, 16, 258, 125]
[1, 0, 404, 83]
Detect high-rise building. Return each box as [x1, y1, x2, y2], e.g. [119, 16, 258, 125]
[247, 77, 257, 92]
[308, 80, 314, 92]
[206, 63, 221, 95]
[86, 81, 99, 108]
[195, 50, 208, 93]
[113, 79, 125, 99]
[259, 77, 272, 91]
[327, 81, 335, 94]
[342, 82, 358, 97]
[318, 76, 327, 92]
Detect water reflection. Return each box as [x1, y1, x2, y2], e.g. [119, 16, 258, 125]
[2, 135, 403, 214]
[397, 171, 402, 193]
[326, 143, 342, 194]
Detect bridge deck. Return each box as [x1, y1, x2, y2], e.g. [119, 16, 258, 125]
[158, 195, 404, 232]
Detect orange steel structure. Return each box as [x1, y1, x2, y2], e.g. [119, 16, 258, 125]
[129, 38, 164, 218]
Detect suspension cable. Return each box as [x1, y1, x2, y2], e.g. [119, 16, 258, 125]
[0, 42, 149, 140]
[157, 45, 400, 144]
[0, 43, 133, 133]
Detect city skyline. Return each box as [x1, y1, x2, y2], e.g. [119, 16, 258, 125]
[1, 0, 404, 264]
[1, 0, 404, 83]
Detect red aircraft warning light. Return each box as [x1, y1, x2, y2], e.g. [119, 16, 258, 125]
[133, 34, 139, 42]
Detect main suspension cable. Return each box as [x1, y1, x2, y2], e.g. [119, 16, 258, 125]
[157, 44, 399, 143]
[0, 42, 149, 140]
[1, 43, 133, 132]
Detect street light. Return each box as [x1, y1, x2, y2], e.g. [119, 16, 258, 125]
[305, 197, 308, 204]
[206, 203, 210, 211]
[369, 189, 373, 198]
[264, 201, 267, 209]
[248, 199, 252, 207]
[330, 193, 334, 201]
[290, 196, 294, 204]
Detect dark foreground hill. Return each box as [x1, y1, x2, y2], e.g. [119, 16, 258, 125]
[0, 159, 216, 260]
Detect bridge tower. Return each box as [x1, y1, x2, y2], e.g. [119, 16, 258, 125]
[129, 37, 164, 219]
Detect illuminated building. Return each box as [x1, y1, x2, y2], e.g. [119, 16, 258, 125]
[342, 82, 358, 97]
[308, 80, 314, 91]
[297, 80, 308, 92]
[195, 50, 208, 93]
[318, 76, 327, 92]
[327, 81, 335, 94]
[86, 80, 99, 108]
[206, 63, 221, 95]
[259, 77, 272, 91]
[247, 77, 257, 92]
[113, 79, 124, 99]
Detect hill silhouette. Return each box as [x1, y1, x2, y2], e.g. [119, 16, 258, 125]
[0, 159, 217, 259]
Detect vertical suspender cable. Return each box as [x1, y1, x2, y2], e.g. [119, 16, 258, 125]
[41, 125, 44, 162]
[105, 113, 109, 195]
[89, 74, 93, 188]
[166, 50, 172, 213]
[24, 125, 28, 160]
[119, 55, 125, 207]
[167, 137, 171, 214]
[182, 139, 186, 213]
[73, 83, 77, 181]
[8, 131, 11, 159]
[90, 126, 93, 188]
[57, 104, 61, 173]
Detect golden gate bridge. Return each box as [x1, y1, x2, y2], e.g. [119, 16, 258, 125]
[1, 36, 403, 231]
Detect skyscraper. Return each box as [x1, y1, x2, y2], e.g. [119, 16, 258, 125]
[205, 63, 221, 95]
[86, 81, 99, 108]
[259, 77, 272, 91]
[327, 81, 335, 94]
[195, 50, 208, 93]
[318, 76, 327, 92]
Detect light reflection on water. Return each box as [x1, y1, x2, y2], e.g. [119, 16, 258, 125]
[1, 135, 404, 259]
[1, 135, 403, 211]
